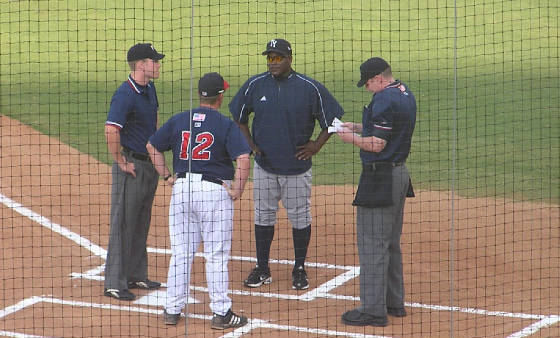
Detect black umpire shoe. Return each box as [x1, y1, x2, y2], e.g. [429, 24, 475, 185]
[292, 266, 309, 290]
[104, 288, 136, 301]
[244, 267, 272, 288]
[128, 279, 161, 290]
[387, 307, 407, 317]
[341, 309, 388, 327]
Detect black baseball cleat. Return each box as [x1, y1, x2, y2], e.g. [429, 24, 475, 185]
[387, 307, 407, 317]
[104, 288, 136, 301]
[292, 266, 309, 290]
[128, 279, 161, 290]
[341, 309, 388, 327]
[244, 267, 272, 288]
[211, 309, 248, 329]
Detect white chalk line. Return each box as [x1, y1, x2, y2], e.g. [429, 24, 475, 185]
[0, 331, 45, 338]
[1, 296, 389, 338]
[1, 192, 558, 338]
[0, 193, 106, 258]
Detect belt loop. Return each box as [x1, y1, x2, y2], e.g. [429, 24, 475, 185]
[362, 163, 376, 171]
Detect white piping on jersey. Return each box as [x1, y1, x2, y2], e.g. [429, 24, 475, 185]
[239, 72, 330, 128]
[127, 75, 142, 94]
[127, 75, 151, 95]
[105, 121, 123, 129]
[373, 123, 392, 131]
[239, 74, 268, 122]
[295, 74, 329, 129]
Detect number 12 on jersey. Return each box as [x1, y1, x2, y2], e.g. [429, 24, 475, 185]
[180, 131, 214, 160]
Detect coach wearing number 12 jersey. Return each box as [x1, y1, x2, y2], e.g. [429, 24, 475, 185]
[229, 38, 345, 290]
[147, 72, 250, 329]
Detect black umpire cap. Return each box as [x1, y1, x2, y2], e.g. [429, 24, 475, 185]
[357, 57, 390, 87]
[262, 38, 292, 56]
[198, 72, 230, 97]
[127, 43, 165, 62]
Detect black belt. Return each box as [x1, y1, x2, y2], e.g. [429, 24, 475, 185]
[363, 162, 404, 170]
[176, 172, 224, 186]
[122, 147, 151, 162]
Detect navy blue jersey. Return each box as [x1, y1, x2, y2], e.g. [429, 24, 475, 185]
[229, 71, 345, 175]
[360, 81, 416, 164]
[106, 76, 159, 153]
[148, 107, 251, 180]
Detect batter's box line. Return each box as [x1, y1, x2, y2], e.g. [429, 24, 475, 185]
[0, 296, 391, 338]
[72, 247, 361, 302]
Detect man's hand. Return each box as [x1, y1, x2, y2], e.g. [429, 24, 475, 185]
[341, 122, 362, 133]
[118, 160, 136, 177]
[223, 182, 241, 200]
[336, 127, 356, 144]
[296, 140, 320, 160]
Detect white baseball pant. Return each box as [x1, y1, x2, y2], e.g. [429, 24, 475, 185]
[165, 173, 233, 316]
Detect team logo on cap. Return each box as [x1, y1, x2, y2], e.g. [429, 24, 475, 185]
[269, 39, 277, 47]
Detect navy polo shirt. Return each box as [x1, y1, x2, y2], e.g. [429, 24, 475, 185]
[149, 107, 251, 180]
[229, 71, 345, 175]
[106, 76, 159, 154]
[360, 81, 417, 164]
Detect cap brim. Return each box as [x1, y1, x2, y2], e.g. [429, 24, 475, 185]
[357, 78, 367, 87]
[152, 53, 165, 60]
[262, 49, 290, 56]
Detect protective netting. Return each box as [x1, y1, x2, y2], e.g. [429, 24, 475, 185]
[1, 1, 558, 337]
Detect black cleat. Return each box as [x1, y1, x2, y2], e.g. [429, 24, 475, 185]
[211, 309, 248, 329]
[292, 266, 309, 290]
[244, 267, 272, 288]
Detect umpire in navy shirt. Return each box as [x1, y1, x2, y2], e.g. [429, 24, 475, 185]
[229, 38, 345, 290]
[103, 43, 164, 301]
[337, 57, 416, 327]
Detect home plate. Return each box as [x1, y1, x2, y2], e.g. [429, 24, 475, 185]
[134, 290, 200, 306]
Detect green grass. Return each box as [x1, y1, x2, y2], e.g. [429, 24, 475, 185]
[1, 0, 558, 203]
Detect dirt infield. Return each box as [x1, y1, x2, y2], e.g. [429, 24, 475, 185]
[1, 114, 559, 338]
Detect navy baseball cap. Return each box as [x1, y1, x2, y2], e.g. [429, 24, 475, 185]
[262, 38, 292, 56]
[198, 72, 229, 97]
[127, 43, 165, 62]
[357, 57, 390, 87]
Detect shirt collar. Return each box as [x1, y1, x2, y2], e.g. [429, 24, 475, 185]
[385, 80, 401, 88]
[127, 75, 151, 94]
[271, 70, 294, 81]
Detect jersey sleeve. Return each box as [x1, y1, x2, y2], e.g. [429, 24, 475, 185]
[228, 78, 254, 124]
[148, 116, 175, 152]
[106, 91, 132, 129]
[311, 81, 345, 130]
[368, 94, 393, 141]
[225, 121, 252, 159]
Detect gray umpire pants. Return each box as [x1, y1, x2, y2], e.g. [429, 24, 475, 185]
[104, 155, 159, 291]
[356, 164, 410, 317]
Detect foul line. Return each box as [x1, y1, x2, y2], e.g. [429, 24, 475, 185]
[0, 193, 106, 258]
